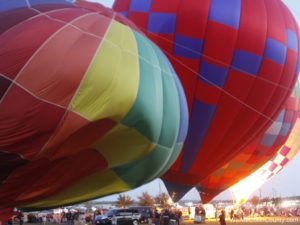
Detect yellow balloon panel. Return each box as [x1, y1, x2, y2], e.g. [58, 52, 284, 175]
[71, 20, 139, 122]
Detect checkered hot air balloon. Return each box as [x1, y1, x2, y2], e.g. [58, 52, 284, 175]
[0, 0, 188, 211]
[114, 0, 300, 201]
[199, 81, 300, 203]
[229, 111, 300, 204]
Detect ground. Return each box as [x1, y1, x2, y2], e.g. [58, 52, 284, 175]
[22, 217, 300, 225]
[183, 217, 300, 225]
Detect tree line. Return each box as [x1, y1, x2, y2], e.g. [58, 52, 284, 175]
[115, 192, 171, 208]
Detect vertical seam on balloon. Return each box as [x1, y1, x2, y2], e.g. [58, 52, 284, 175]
[179, 0, 213, 173]
[25, 0, 31, 8]
[140, 39, 179, 182]
[218, 0, 268, 166]
[146, 39, 167, 180]
[282, 4, 300, 54]
[267, 0, 289, 113]
[197, 0, 269, 184]
[115, 25, 139, 125]
[280, 3, 300, 75]
[267, 1, 300, 142]
[35, 13, 117, 159]
[246, 0, 289, 150]
[203, 0, 252, 178]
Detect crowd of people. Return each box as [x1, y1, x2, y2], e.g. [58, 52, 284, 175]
[5, 210, 92, 225]
[157, 208, 183, 225]
[224, 205, 300, 218]
[5, 207, 183, 225]
[3, 204, 300, 225]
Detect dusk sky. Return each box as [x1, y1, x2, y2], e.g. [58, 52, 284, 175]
[91, 0, 300, 201]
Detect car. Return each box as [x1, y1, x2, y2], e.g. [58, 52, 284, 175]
[129, 207, 152, 224]
[95, 209, 141, 225]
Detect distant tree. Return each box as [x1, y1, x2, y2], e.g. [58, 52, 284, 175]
[116, 194, 134, 208]
[261, 197, 270, 205]
[271, 197, 281, 207]
[249, 196, 260, 206]
[155, 193, 170, 208]
[138, 192, 155, 207]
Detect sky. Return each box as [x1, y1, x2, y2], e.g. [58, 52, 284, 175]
[88, 0, 300, 201]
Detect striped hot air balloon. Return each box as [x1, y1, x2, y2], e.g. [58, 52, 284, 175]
[0, 0, 188, 211]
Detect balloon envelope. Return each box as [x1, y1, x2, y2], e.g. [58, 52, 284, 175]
[0, 0, 188, 210]
[230, 111, 300, 204]
[114, 0, 300, 200]
[199, 81, 300, 202]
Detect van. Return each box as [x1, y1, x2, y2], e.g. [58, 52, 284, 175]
[95, 208, 141, 225]
[129, 207, 152, 224]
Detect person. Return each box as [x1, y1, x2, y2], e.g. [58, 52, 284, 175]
[239, 209, 244, 221]
[200, 207, 206, 223]
[169, 210, 176, 225]
[230, 209, 234, 221]
[219, 210, 226, 225]
[111, 215, 117, 225]
[194, 207, 201, 224]
[161, 209, 170, 225]
[154, 209, 160, 225]
[66, 212, 73, 225]
[42, 215, 47, 225]
[195, 207, 200, 216]
[85, 215, 92, 225]
[17, 211, 24, 225]
[175, 209, 182, 225]
[6, 218, 13, 225]
[147, 208, 153, 225]
[215, 209, 218, 222]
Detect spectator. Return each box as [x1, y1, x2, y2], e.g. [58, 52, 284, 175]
[219, 210, 226, 225]
[230, 210, 234, 221]
[66, 212, 73, 225]
[200, 207, 206, 223]
[42, 216, 47, 225]
[154, 209, 160, 225]
[111, 215, 117, 225]
[169, 210, 176, 225]
[175, 209, 182, 225]
[161, 209, 170, 225]
[17, 211, 24, 225]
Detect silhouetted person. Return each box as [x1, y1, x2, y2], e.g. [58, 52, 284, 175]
[230, 210, 234, 221]
[155, 209, 160, 225]
[219, 210, 226, 225]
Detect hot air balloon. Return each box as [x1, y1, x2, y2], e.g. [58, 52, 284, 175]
[199, 81, 300, 203]
[162, 80, 300, 202]
[114, 0, 300, 200]
[0, 0, 188, 212]
[231, 112, 300, 204]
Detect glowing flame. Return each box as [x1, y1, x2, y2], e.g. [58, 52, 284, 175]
[230, 170, 268, 205]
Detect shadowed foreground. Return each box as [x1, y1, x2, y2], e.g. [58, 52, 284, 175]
[183, 217, 300, 225]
